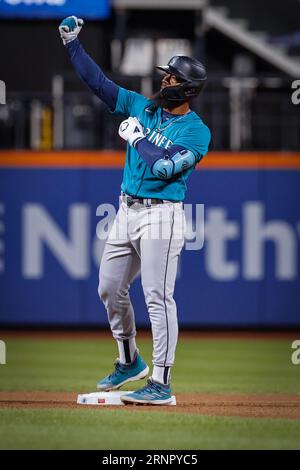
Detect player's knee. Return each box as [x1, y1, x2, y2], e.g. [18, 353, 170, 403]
[142, 283, 162, 301]
[98, 278, 128, 308]
[98, 277, 112, 304]
[143, 286, 175, 311]
[143, 290, 164, 310]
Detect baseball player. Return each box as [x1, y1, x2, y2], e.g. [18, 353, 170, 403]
[59, 16, 211, 405]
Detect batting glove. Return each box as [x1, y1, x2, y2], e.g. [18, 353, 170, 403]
[59, 16, 84, 45]
[118, 117, 145, 148]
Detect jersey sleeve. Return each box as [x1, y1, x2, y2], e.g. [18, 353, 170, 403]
[173, 123, 211, 163]
[66, 39, 118, 112]
[113, 87, 150, 118]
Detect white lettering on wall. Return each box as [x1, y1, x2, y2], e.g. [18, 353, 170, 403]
[22, 204, 90, 278]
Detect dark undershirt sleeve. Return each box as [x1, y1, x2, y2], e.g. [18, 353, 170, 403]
[135, 138, 185, 167]
[66, 39, 119, 112]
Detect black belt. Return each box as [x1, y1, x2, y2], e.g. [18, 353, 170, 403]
[121, 192, 176, 207]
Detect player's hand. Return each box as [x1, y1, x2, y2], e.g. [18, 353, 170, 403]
[59, 16, 84, 45]
[118, 117, 145, 148]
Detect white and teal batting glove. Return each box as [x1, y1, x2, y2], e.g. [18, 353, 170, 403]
[59, 16, 84, 45]
[118, 117, 145, 148]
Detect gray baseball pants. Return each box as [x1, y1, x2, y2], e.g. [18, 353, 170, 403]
[98, 199, 185, 369]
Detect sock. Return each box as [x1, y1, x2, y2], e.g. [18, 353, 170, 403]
[117, 338, 137, 364]
[152, 365, 171, 385]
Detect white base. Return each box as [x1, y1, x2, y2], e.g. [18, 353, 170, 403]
[77, 391, 176, 406]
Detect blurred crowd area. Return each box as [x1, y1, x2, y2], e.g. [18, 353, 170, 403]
[0, 0, 299, 152]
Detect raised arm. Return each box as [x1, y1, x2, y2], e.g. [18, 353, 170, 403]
[59, 16, 119, 112]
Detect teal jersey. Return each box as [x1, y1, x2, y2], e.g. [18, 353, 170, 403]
[113, 87, 211, 201]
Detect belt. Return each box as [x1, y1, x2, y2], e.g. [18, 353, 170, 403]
[121, 192, 177, 207]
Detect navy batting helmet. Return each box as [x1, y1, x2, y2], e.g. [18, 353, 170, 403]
[156, 55, 207, 101]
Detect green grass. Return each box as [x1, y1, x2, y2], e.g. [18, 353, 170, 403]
[0, 337, 298, 393]
[0, 335, 299, 449]
[0, 408, 300, 450]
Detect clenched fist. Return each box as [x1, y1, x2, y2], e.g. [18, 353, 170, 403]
[59, 16, 84, 45]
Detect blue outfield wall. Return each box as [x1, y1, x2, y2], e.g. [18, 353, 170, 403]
[0, 161, 300, 327]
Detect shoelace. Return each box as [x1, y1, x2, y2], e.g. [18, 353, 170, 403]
[137, 379, 164, 395]
[108, 360, 125, 379]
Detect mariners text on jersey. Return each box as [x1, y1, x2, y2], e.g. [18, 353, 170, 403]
[114, 88, 211, 201]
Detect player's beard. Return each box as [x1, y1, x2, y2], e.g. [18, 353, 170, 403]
[151, 89, 184, 111]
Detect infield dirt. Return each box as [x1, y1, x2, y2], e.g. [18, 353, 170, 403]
[0, 391, 300, 419]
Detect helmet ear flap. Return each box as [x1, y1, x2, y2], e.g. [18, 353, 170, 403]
[160, 83, 187, 102]
[183, 80, 206, 98]
[161, 80, 206, 102]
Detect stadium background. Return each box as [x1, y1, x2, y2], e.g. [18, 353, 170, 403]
[0, 0, 300, 328]
[1, 0, 300, 453]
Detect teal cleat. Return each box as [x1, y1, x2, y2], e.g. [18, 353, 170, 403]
[96, 353, 149, 391]
[120, 378, 172, 405]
